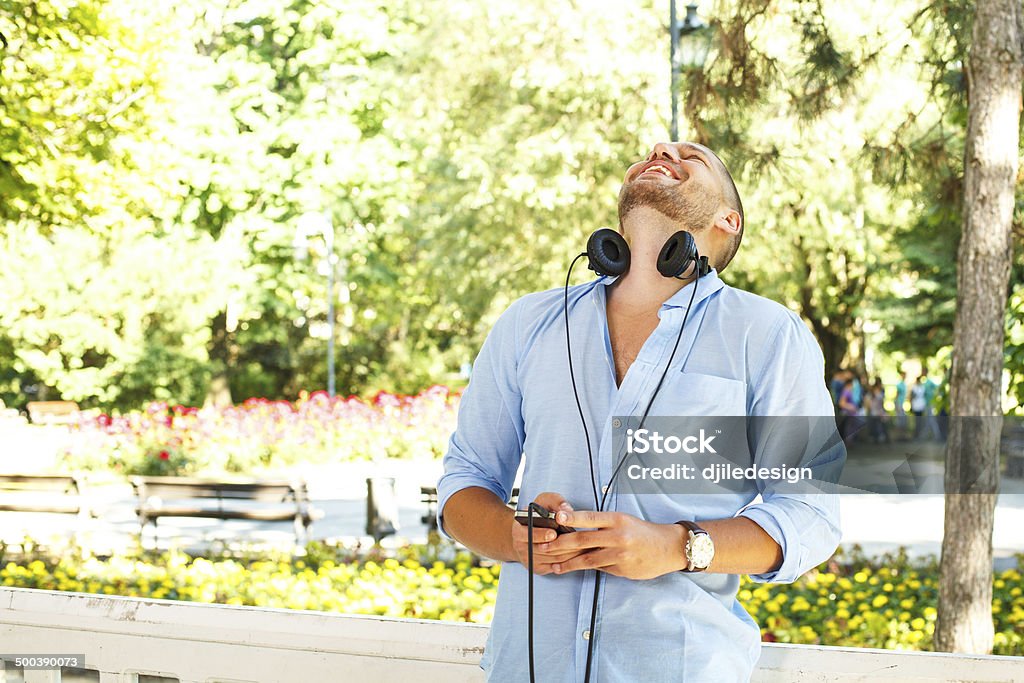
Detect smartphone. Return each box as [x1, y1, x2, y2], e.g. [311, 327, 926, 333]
[514, 505, 576, 535]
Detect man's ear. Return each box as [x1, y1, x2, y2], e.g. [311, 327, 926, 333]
[715, 209, 741, 236]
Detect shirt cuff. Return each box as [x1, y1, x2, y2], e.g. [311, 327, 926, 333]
[737, 504, 804, 584]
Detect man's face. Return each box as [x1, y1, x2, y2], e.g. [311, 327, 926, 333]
[617, 142, 726, 233]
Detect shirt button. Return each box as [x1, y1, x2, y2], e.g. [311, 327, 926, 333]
[601, 485, 609, 494]
[583, 630, 591, 640]
[612, 418, 622, 428]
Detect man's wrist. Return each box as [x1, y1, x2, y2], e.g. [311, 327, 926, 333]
[665, 522, 690, 574]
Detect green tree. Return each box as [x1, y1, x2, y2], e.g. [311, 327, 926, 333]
[0, 1, 168, 225]
[0, 0, 227, 408]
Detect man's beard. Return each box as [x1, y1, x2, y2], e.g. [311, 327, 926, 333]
[617, 179, 718, 233]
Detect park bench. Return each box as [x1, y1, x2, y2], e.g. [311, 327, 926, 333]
[0, 473, 93, 519]
[25, 400, 80, 425]
[420, 486, 519, 532]
[130, 476, 322, 546]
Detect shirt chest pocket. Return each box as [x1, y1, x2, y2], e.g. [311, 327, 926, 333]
[649, 371, 747, 417]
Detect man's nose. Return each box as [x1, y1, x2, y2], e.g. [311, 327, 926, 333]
[647, 142, 680, 162]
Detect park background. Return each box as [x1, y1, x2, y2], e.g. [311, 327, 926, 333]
[1, 0, 1023, 673]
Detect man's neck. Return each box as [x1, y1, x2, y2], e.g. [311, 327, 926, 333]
[609, 208, 701, 311]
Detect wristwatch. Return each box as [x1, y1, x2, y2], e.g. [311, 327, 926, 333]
[675, 520, 714, 572]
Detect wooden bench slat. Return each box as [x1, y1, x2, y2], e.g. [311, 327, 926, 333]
[0, 503, 82, 514]
[135, 507, 311, 522]
[138, 486, 296, 501]
[131, 477, 302, 501]
[0, 474, 79, 493]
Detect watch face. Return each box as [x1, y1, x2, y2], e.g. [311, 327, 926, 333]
[689, 533, 715, 568]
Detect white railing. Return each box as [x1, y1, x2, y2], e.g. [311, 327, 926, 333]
[0, 587, 1020, 682]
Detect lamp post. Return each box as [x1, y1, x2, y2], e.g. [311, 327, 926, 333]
[293, 212, 338, 397]
[670, 1, 714, 141]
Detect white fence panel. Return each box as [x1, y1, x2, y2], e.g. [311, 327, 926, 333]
[1, 588, 1020, 682]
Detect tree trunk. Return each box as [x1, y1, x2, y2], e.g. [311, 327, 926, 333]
[936, 0, 1022, 654]
[205, 310, 234, 408]
[794, 234, 849, 379]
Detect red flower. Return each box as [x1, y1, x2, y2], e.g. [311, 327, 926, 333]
[158, 450, 170, 460]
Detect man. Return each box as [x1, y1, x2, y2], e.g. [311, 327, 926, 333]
[437, 142, 842, 682]
[829, 369, 848, 409]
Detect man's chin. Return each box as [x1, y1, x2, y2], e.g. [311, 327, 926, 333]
[619, 186, 686, 223]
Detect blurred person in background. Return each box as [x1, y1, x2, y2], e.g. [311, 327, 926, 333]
[866, 379, 889, 444]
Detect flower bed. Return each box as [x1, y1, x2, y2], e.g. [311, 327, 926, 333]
[1, 543, 1020, 655]
[57, 387, 460, 475]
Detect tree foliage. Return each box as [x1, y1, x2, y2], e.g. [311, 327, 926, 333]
[0, 0, 1021, 411]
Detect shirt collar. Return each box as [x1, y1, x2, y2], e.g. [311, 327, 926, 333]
[596, 268, 725, 311]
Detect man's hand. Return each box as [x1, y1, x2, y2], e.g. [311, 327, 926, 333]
[541, 509, 687, 580]
[510, 492, 590, 575]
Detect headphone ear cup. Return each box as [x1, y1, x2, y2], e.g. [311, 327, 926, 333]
[656, 231, 699, 278]
[586, 229, 630, 277]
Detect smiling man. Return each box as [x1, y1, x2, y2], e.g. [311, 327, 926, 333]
[437, 142, 843, 682]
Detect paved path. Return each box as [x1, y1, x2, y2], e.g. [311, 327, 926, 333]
[1, 423, 1021, 568]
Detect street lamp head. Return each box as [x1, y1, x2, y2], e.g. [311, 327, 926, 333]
[675, 3, 713, 71]
[679, 3, 707, 33]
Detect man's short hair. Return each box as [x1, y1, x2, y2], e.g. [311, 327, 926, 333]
[708, 151, 744, 273]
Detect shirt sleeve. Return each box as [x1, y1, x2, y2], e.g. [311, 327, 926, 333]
[436, 299, 526, 539]
[739, 310, 845, 584]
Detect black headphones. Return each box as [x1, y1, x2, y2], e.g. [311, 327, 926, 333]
[585, 227, 711, 280]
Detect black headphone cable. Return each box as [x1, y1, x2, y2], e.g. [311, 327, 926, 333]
[581, 268, 702, 683]
[527, 254, 602, 683]
[527, 501, 549, 683]
[565, 252, 601, 510]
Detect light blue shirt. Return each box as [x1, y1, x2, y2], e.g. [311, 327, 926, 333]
[437, 270, 843, 682]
